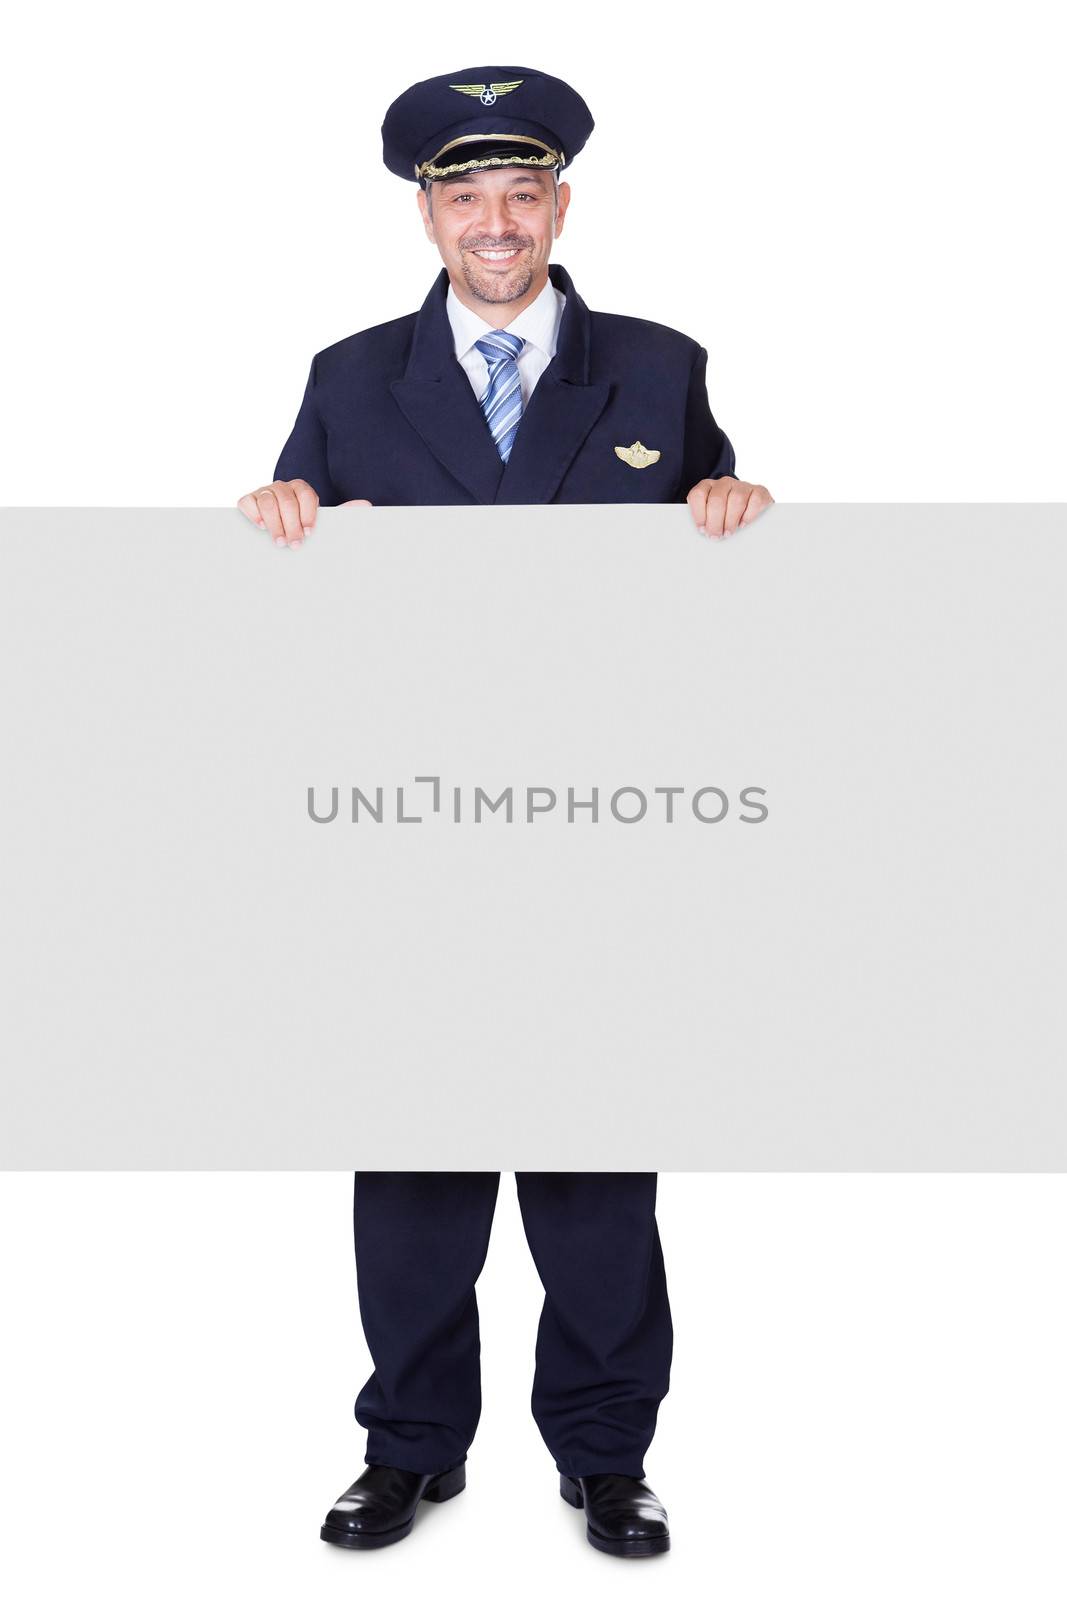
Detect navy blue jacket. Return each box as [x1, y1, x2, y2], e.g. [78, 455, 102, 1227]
[273, 261, 735, 506]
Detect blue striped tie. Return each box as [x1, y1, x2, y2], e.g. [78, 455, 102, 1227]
[474, 331, 526, 463]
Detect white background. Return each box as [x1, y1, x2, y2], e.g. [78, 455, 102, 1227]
[1, 1174, 1065, 1596]
[2, 0, 1065, 503]
[3, 4, 1065, 1594]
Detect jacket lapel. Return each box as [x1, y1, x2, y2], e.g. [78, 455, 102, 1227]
[494, 262, 611, 506]
[389, 262, 610, 507]
[389, 269, 505, 505]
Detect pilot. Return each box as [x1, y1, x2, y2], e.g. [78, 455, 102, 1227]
[237, 65, 774, 1559]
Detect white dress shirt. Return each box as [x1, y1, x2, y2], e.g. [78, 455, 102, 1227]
[446, 275, 566, 408]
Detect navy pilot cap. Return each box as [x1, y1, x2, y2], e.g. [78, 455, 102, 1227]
[382, 65, 595, 187]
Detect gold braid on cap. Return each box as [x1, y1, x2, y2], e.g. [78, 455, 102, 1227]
[419, 150, 562, 179]
[415, 134, 564, 181]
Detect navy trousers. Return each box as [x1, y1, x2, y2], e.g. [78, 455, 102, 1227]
[351, 1172, 673, 1479]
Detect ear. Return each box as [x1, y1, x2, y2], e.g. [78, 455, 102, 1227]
[554, 180, 572, 239]
[417, 186, 435, 241]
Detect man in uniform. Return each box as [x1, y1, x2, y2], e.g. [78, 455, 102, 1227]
[238, 66, 773, 1559]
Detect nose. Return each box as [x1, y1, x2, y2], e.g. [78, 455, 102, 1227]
[482, 193, 517, 240]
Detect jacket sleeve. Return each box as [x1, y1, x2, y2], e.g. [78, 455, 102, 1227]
[678, 343, 736, 498]
[272, 353, 339, 505]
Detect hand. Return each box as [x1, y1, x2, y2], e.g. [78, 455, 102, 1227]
[237, 479, 373, 546]
[687, 477, 774, 539]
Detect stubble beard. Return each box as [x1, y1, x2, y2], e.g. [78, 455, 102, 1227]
[460, 245, 535, 304]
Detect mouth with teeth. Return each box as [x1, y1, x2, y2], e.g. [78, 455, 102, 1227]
[468, 245, 526, 265]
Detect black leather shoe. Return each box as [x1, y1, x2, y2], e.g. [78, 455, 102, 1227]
[320, 1461, 466, 1550]
[560, 1471, 670, 1557]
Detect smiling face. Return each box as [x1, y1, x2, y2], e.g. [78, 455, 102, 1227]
[417, 164, 571, 322]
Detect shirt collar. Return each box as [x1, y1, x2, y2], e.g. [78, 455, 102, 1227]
[446, 272, 565, 362]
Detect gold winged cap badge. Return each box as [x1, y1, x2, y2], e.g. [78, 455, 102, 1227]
[449, 81, 523, 104]
[614, 440, 661, 469]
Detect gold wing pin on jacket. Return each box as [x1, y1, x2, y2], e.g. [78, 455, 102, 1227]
[614, 440, 661, 469]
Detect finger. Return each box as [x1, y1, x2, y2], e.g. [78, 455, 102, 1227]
[686, 480, 712, 533]
[237, 492, 267, 529]
[253, 488, 287, 544]
[340, 499, 374, 507]
[269, 483, 305, 546]
[702, 481, 728, 539]
[722, 483, 751, 536]
[738, 487, 774, 527]
[290, 479, 319, 535]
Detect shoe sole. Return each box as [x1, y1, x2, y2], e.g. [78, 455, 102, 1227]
[560, 1472, 671, 1558]
[320, 1462, 466, 1550]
